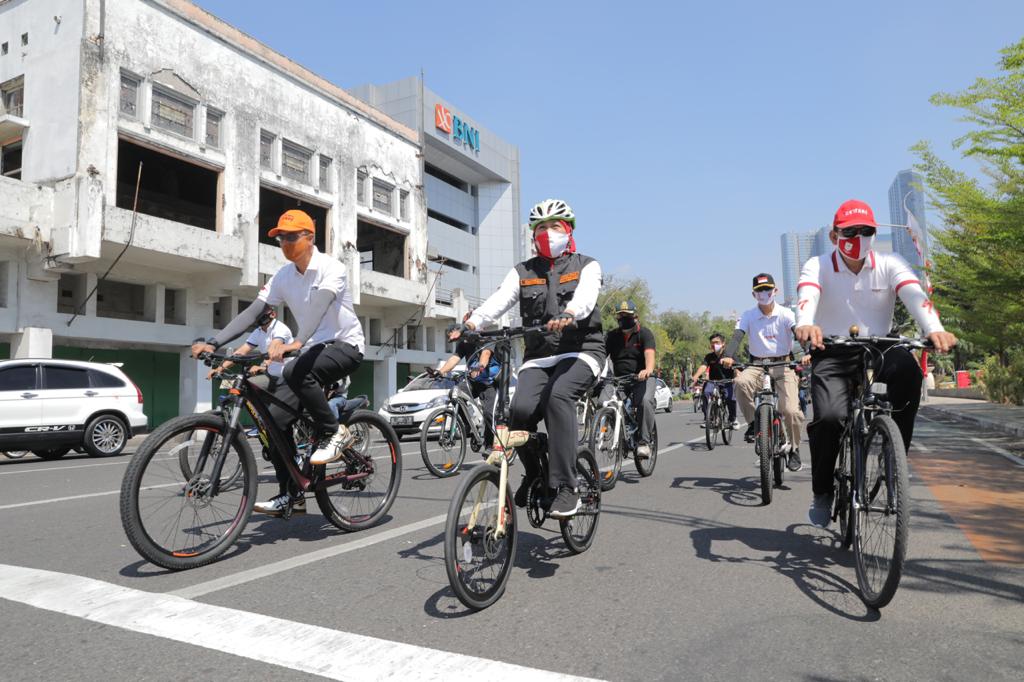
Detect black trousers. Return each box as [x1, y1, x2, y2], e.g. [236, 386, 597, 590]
[267, 342, 362, 495]
[510, 359, 596, 489]
[807, 345, 922, 496]
[468, 381, 497, 448]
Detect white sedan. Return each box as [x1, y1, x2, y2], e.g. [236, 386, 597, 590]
[654, 378, 673, 412]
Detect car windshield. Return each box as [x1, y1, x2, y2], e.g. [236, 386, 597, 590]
[403, 375, 455, 391]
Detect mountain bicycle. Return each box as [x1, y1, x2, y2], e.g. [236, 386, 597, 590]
[702, 379, 734, 450]
[419, 370, 490, 478]
[120, 349, 402, 570]
[443, 326, 602, 610]
[576, 389, 600, 445]
[735, 359, 799, 505]
[589, 375, 659, 490]
[692, 380, 704, 413]
[823, 331, 929, 608]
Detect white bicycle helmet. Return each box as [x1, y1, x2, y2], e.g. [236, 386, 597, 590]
[529, 198, 576, 229]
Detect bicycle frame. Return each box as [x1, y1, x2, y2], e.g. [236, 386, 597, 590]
[601, 377, 641, 453]
[437, 374, 485, 446]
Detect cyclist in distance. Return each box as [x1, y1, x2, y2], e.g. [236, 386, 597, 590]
[795, 199, 957, 527]
[431, 310, 500, 453]
[691, 334, 738, 429]
[451, 198, 605, 518]
[207, 306, 294, 391]
[604, 299, 657, 459]
[192, 209, 365, 516]
[721, 273, 805, 471]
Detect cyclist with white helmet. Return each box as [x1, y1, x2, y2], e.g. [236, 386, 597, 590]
[451, 199, 604, 518]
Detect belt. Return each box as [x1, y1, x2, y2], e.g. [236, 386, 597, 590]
[751, 354, 792, 362]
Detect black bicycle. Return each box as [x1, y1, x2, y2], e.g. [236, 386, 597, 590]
[120, 349, 402, 570]
[692, 380, 704, 413]
[419, 369, 491, 478]
[701, 379, 734, 450]
[735, 360, 800, 505]
[589, 375, 659, 490]
[823, 331, 929, 608]
[443, 326, 602, 610]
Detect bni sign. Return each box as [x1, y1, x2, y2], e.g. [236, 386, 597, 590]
[434, 103, 480, 153]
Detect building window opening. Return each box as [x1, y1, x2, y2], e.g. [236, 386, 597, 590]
[318, 155, 332, 192]
[258, 186, 327, 251]
[1, 76, 24, 117]
[357, 219, 405, 278]
[356, 169, 367, 205]
[119, 73, 139, 118]
[1, 139, 22, 180]
[205, 109, 222, 148]
[97, 280, 154, 322]
[0, 261, 8, 307]
[20, 33, 28, 47]
[165, 288, 186, 325]
[372, 179, 394, 215]
[368, 319, 382, 346]
[151, 87, 195, 138]
[425, 327, 435, 352]
[281, 139, 311, 183]
[212, 296, 232, 329]
[56, 273, 88, 315]
[116, 139, 218, 230]
[260, 130, 275, 170]
[425, 163, 468, 192]
[1, 44, 7, 56]
[399, 189, 409, 221]
[406, 325, 420, 350]
[427, 208, 471, 232]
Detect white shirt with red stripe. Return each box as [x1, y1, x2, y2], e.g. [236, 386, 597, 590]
[795, 250, 943, 337]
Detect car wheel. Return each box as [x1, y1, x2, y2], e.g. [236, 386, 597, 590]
[666, 400, 673, 413]
[33, 447, 70, 461]
[83, 414, 129, 457]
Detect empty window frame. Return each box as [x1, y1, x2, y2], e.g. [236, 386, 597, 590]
[257, 185, 327, 251]
[119, 73, 139, 118]
[96, 280, 154, 322]
[357, 219, 405, 278]
[281, 139, 311, 183]
[1, 139, 22, 180]
[400, 189, 409, 221]
[205, 109, 222, 148]
[0, 261, 9, 308]
[260, 130, 275, 170]
[56, 273, 87, 315]
[165, 288, 186, 325]
[151, 87, 195, 138]
[116, 139, 218, 230]
[372, 179, 394, 215]
[318, 155, 332, 192]
[1, 76, 24, 117]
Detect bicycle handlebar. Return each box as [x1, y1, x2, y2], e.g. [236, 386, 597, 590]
[822, 335, 933, 350]
[463, 324, 551, 340]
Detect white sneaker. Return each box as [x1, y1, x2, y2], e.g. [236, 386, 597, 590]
[310, 425, 355, 465]
[636, 443, 651, 459]
[254, 493, 305, 516]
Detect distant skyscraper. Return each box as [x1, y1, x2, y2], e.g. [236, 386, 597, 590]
[887, 170, 929, 269]
[779, 228, 829, 306]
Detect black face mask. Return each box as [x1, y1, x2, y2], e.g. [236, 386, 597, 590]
[618, 316, 636, 330]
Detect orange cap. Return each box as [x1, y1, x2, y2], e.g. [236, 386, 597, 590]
[268, 210, 315, 237]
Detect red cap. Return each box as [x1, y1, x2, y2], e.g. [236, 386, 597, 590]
[833, 199, 877, 229]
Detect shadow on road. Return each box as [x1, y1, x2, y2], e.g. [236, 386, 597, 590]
[671, 475, 763, 507]
[690, 523, 880, 622]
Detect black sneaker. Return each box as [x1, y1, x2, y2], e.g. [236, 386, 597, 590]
[787, 448, 803, 472]
[808, 493, 833, 528]
[548, 486, 580, 519]
[744, 422, 757, 443]
[514, 476, 533, 508]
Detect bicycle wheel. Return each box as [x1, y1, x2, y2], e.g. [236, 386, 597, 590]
[756, 406, 773, 505]
[576, 399, 594, 445]
[420, 407, 466, 478]
[635, 420, 657, 477]
[178, 428, 245, 489]
[561, 448, 601, 553]
[773, 412, 785, 487]
[721, 414, 733, 445]
[314, 410, 402, 532]
[834, 439, 854, 549]
[705, 401, 719, 450]
[443, 462, 517, 610]
[853, 416, 910, 608]
[120, 413, 257, 570]
[589, 406, 622, 491]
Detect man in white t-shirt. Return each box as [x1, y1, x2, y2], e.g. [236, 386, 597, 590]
[192, 210, 365, 516]
[721, 273, 804, 472]
[208, 308, 294, 387]
[795, 199, 957, 528]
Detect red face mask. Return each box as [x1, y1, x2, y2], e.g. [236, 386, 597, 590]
[534, 222, 574, 259]
[837, 234, 874, 261]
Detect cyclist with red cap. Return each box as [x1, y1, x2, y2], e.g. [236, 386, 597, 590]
[192, 209, 365, 516]
[795, 199, 957, 527]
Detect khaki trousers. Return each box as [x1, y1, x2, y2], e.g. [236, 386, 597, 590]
[735, 366, 803, 448]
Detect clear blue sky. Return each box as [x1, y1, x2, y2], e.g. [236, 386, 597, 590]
[195, 0, 1023, 317]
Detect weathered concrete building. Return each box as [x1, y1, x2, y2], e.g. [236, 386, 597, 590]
[0, 0, 466, 424]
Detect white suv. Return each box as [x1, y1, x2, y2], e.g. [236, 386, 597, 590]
[0, 359, 148, 460]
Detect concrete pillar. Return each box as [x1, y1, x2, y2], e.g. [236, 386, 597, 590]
[372, 357, 397, 409]
[12, 327, 53, 359]
[179, 348, 213, 415]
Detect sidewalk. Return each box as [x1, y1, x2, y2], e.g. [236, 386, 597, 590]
[922, 395, 1024, 439]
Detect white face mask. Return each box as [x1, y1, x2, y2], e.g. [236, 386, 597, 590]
[712, 343, 723, 353]
[535, 229, 571, 259]
[755, 290, 776, 305]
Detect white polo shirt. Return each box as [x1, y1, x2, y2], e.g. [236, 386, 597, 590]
[258, 248, 365, 354]
[735, 303, 796, 358]
[796, 250, 943, 337]
[245, 318, 293, 377]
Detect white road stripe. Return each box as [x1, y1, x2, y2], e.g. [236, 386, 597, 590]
[0, 564, 599, 682]
[0, 483, 179, 511]
[969, 437, 1024, 468]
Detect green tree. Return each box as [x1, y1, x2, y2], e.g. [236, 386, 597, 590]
[914, 37, 1024, 364]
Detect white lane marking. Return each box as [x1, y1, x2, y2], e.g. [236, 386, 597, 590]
[0, 454, 179, 477]
[969, 437, 1024, 468]
[0, 564, 598, 682]
[0, 483, 180, 511]
[171, 513, 449, 599]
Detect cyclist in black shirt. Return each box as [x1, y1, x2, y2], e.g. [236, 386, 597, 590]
[604, 300, 657, 458]
[431, 312, 499, 452]
[690, 333, 738, 428]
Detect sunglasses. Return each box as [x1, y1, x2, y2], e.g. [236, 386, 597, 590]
[275, 232, 311, 244]
[836, 226, 876, 238]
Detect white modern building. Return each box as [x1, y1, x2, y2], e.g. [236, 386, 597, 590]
[349, 77, 523, 311]
[0, 0, 469, 424]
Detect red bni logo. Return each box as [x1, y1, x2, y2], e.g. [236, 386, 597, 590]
[435, 104, 453, 134]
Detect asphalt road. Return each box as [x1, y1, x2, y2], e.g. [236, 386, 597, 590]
[1, 402, 1022, 681]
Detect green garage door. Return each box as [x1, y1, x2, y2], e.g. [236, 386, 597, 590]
[348, 360, 374, 405]
[53, 346, 180, 428]
[0, 342, 8, 359]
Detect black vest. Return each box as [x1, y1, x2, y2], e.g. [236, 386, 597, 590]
[515, 253, 606, 361]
